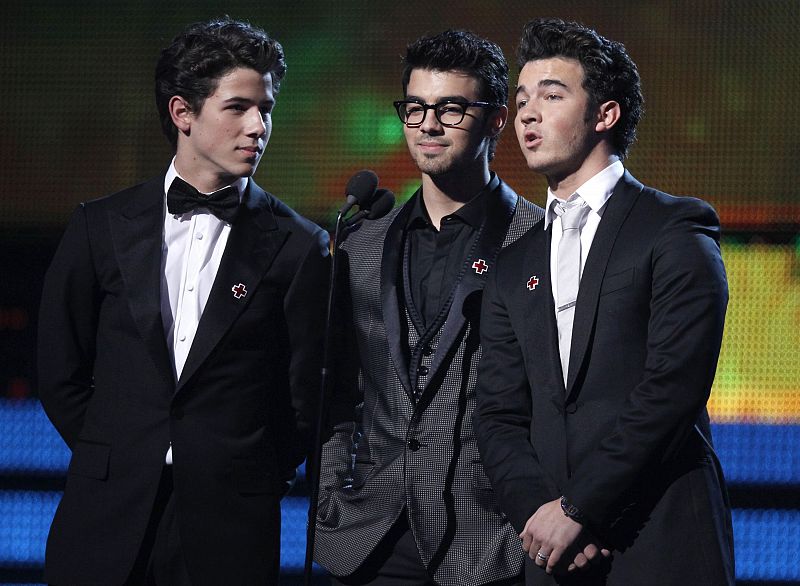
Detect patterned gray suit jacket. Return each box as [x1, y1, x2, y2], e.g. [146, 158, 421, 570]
[315, 176, 543, 585]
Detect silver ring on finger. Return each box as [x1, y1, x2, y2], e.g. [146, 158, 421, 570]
[536, 551, 549, 561]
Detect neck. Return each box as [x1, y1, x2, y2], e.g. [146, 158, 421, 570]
[420, 164, 490, 229]
[173, 156, 237, 194]
[548, 146, 619, 200]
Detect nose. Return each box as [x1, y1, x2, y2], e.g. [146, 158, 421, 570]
[518, 102, 538, 126]
[245, 108, 267, 138]
[418, 107, 444, 134]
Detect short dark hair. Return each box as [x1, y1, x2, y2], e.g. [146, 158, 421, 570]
[401, 29, 509, 161]
[155, 17, 287, 149]
[517, 18, 643, 159]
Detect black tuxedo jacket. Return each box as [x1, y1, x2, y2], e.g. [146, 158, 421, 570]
[37, 175, 329, 585]
[314, 178, 543, 585]
[474, 172, 735, 585]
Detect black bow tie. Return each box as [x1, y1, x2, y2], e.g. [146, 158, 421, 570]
[167, 177, 240, 223]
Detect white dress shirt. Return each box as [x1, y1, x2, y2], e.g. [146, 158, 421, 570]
[545, 160, 624, 310]
[160, 160, 247, 464]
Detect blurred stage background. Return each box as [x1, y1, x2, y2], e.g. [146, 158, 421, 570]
[1, 1, 798, 584]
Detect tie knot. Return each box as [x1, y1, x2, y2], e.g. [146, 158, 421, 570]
[554, 198, 588, 231]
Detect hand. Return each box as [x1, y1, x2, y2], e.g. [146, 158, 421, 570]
[520, 498, 610, 574]
[566, 541, 612, 573]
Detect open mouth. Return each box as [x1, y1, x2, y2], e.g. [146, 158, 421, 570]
[523, 132, 542, 148]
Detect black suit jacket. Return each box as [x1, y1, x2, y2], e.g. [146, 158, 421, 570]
[37, 175, 329, 585]
[315, 178, 543, 585]
[474, 172, 735, 585]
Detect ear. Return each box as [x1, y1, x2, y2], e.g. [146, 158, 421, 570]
[169, 96, 193, 134]
[487, 104, 509, 136]
[594, 100, 621, 133]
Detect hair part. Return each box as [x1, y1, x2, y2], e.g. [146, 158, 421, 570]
[155, 17, 286, 149]
[516, 18, 643, 159]
[402, 29, 509, 161]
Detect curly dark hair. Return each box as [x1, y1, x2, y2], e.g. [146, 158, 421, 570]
[155, 17, 286, 149]
[401, 29, 509, 161]
[517, 18, 643, 159]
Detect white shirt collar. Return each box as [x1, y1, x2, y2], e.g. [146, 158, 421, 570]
[163, 158, 248, 203]
[544, 160, 625, 229]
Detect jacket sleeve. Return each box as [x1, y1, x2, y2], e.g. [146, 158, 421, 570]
[37, 204, 100, 449]
[474, 254, 561, 533]
[280, 225, 332, 481]
[564, 198, 728, 531]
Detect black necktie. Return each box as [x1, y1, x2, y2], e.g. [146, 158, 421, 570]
[167, 177, 240, 223]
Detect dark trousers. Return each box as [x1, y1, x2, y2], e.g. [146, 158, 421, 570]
[125, 466, 192, 586]
[330, 514, 434, 585]
[330, 513, 524, 586]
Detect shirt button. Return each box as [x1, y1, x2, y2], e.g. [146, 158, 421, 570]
[418, 366, 429, 376]
[196, 232, 204, 240]
[407, 438, 420, 451]
[187, 283, 195, 292]
[179, 334, 186, 342]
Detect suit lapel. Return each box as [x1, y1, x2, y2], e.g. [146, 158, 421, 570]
[380, 200, 415, 398]
[176, 182, 285, 392]
[522, 223, 565, 402]
[110, 176, 175, 388]
[566, 172, 643, 396]
[426, 179, 517, 385]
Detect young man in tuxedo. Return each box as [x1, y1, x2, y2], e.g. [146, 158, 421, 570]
[313, 30, 543, 586]
[37, 17, 329, 585]
[474, 18, 734, 585]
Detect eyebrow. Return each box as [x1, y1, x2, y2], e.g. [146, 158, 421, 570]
[539, 79, 569, 90]
[515, 79, 570, 96]
[223, 96, 275, 107]
[405, 95, 471, 103]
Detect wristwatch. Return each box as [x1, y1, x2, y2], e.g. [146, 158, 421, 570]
[560, 496, 586, 524]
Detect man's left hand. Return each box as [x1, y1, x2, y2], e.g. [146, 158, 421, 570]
[520, 498, 608, 574]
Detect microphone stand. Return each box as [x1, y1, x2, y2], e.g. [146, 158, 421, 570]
[303, 210, 347, 586]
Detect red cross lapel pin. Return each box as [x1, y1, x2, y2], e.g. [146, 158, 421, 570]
[527, 275, 540, 291]
[472, 258, 488, 275]
[231, 283, 248, 299]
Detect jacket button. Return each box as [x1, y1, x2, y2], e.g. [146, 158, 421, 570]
[171, 407, 184, 419]
[565, 402, 577, 414]
[422, 345, 434, 356]
[407, 438, 421, 451]
[418, 366, 429, 376]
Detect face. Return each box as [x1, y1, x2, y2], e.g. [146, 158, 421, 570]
[172, 66, 274, 192]
[403, 68, 498, 178]
[514, 57, 600, 186]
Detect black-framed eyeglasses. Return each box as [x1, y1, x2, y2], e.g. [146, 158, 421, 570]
[393, 99, 497, 127]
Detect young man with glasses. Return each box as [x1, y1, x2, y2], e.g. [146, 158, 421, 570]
[314, 30, 543, 585]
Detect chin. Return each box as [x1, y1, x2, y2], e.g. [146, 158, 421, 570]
[524, 155, 553, 174]
[234, 163, 259, 178]
[415, 158, 448, 176]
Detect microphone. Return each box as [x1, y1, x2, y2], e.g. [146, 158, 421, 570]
[339, 169, 378, 217]
[345, 189, 396, 227]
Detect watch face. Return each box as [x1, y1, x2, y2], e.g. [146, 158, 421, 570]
[561, 497, 582, 520]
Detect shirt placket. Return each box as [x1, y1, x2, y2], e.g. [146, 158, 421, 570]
[173, 213, 207, 378]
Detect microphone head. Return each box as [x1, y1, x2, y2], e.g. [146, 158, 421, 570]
[344, 169, 379, 206]
[365, 189, 395, 220]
